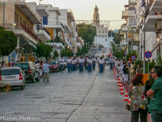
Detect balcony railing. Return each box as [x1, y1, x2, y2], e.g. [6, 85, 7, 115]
[148, 0, 154, 6]
[0, 23, 42, 42]
[22, 25, 42, 42]
[42, 27, 50, 36]
[122, 10, 128, 18]
[129, 0, 137, 5]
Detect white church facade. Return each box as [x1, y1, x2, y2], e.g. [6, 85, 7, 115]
[92, 5, 111, 53]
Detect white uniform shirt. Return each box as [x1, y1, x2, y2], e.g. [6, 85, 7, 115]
[60, 59, 64, 64]
[98, 58, 104, 64]
[79, 59, 84, 63]
[88, 59, 92, 64]
[67, 58, 71, 63]
[92, 58, 97, 62]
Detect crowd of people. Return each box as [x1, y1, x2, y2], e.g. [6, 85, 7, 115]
[1, 55, 161, 122]
[65, 55, 109, 73]
[113, 59, 162, 122]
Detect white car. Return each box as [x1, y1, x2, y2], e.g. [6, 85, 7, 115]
[0, 67, 26, 90]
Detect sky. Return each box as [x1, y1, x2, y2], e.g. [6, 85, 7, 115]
[26, 0, 128, 29]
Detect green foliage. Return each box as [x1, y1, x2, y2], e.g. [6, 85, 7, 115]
[113, 32, 122, 44]
[112, 43, 115, 53]
[135, 59, 142, 66]
[0, 26, 17, 56]
[76, 46, 89, 56]
[77, 24, 96, 46]
[54, 50, 59, 58]
[149, 59, 156, 70]
[157, 57, 162, 66]
[126, 51, 137, 60]
[61, 49, 73, 57]
[113, 49, 124, 59]
[35, 42, 52, 59]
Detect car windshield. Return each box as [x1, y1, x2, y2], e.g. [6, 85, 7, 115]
[50, 62, 56, 65]
[105, 58, 110, 61]
[0, 69, 20, 75]
[14, 63, 29, 70]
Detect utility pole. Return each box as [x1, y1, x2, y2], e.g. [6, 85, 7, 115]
[143, 0, 149, 74]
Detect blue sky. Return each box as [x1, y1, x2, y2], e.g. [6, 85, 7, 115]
[26, 0, 128, 29]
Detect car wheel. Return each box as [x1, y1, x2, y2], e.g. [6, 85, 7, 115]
[31, 75, 36, 83]
[21, 82, 26, 90]
[36, 76, 40, 82]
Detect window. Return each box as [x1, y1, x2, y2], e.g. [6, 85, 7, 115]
[105, 39, 107, 42]
[43, 16, 48, 25]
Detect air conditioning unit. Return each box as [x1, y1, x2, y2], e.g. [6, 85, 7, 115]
[156, 21, 162, 30]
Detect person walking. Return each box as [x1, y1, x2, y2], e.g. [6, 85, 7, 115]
[87, 57, 92, 72]
[98, 56, 105, 72]
[147, 66, 162, 122]
[67, 57, 72, 72]
[43, 61, 50, 82]
[92, 56, 97, 70]
[128, 73, 148, 122]
[79, 56, 84, 72]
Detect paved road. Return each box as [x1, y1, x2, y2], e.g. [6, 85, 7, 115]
[0, 65, 130, 122]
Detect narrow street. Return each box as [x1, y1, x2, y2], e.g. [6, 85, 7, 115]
[0, 66, 130, 122]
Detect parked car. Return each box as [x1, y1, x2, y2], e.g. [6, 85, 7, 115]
[105, 58, 110, 65]
[49, 61, 59, 72]
[14, 62, 40, 83]
[0, 67, 26, 90]
[59, 61, 66, 71]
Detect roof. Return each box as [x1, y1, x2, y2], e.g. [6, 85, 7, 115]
[1, 67, 22, 70]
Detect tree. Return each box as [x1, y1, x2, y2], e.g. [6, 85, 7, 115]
[0, 26, 17, 57]
[77, 24, 96, 46]
[61, 49, 73, 57]
[113, 49, 124, 59]
[35, 42, 52, 59]
[54, 50, 59, 58]
[113, 32, 122, 44]
[126, 51, 137, 60]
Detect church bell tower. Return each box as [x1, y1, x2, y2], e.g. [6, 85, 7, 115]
[93, 5, 100, 26]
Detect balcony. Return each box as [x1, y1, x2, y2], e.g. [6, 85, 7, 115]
[121, 24, 128, 32]
[15, 3, 41, 24]
[129, 0, 137, 5]
[128, 40, 139, 46]
[1, 23, 41, 44]
[143, 12, 162, 32]
[128, 17, 137, 28]
[63, 23, 71, 33]
[35, 27, 51, 41]
[128, 5, 136, 10]
[149, 0, 162, 12]
[128, 10, 136, 17]
[43, 21, 64, 31]
[122, 10, 128, 19]
[120, 39, 127, 46]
